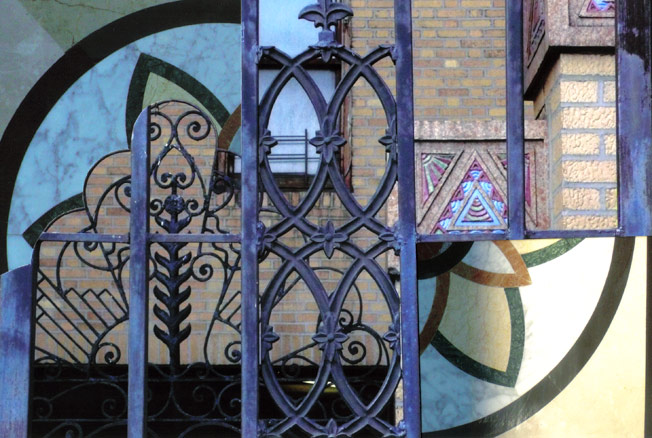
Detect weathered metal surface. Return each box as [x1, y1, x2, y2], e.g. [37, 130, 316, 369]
[0, 265, 33, 438]
[617, 0, 652, 236]
[506, 0, 526, 240]
[394, 1, 421, 437]
[128, 107, 151, 438]
[241, 0, 260, 436]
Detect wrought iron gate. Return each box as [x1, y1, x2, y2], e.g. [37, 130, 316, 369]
[10, 1, 421, 437]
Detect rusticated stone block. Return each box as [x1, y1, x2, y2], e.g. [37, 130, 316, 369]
[562, 133, 600, 155]
[606, 188, 618, 210]
[604, 134, 617, 155]
[561, 214, 618, 230]
[560, 81, 598, 103]
[562, 160, 617, 183]
[559, 54, 615, 76]
[562, 188, 601, 210]
[603, 81, 616, 103]
[561, 107, 616, 130]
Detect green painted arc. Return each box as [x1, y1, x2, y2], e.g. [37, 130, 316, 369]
[521, 238, 584, 268]
[424, 238, 635, 437]
[21, 194, 85, 247]
[126, 53, 231, 145]
[430, 287, 525, 388]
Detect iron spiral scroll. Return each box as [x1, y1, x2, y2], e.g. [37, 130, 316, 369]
[30, 101, 247, 437]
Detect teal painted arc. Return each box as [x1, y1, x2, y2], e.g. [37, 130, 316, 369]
[430, 287, 525, 388]
[125, 53, 231, 144]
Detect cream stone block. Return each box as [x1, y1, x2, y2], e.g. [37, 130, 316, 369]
[560, 81, 598, 103]
[561, 214, 618, 230]
[603, 81, 616, 103]
[547, 83, 561, 114]
[559, 54, 615, 76]
[561, 133, 600, 155]
[606, 189, 618, 210]
[562, 188, 600, 210]
[562, 161, 617, 183]
[553, 190, 564, 216]
[604, 134, 617, 155]
[561, 107, 616, 130]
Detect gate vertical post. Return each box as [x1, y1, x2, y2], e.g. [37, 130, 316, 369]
[0, 265, 33, 438]
[506, 0, 525, 239]
[241, 0, 260, 435]
[395, 1, 422, 436]
[128, 108, 151, 437]
[617, 0, 652, 235]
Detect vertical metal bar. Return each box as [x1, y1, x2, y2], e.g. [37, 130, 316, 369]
[506, 0, 525, 239]
[0, 264, 33, 438]
[394, 1, 421, 436]
[128, 107, 150, 438]
[647, 236, 652, 436]
[241, 0, 260, 436]
[305, 129, 309, 185]
[617, 0, 652, 236]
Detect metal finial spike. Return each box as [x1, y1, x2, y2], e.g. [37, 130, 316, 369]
[298, 0, 353, 30]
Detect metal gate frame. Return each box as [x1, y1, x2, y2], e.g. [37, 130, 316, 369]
[1, 0, 651, 437]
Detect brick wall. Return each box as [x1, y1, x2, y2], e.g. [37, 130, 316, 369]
[351, 0, 512, 121]
[534, 54, 617, 229]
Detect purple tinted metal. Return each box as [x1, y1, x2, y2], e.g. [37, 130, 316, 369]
[394, 1, 422, 437]
[241, 0, 260, 436]
[617, 0, 652, 236]
[506, 0, 525, 240]
[0, 265, 33, 438]
[38, 232, 129, 243]
[128, 107, 150, 438]
[252, 0, 411, 435]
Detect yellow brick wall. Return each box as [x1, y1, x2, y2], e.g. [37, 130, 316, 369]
[350, 0, 518, 120]
[538, 54, 618, 230]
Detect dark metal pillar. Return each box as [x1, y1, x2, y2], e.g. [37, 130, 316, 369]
[0, 265, 33, 438]
[395, 1, 422, 436]
[128, 108, 151, 437]
[506, 0, 525, 239]
[241, 0, 260, 436]
[617, 0, 652, 236]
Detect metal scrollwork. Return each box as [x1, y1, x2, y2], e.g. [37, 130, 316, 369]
[31, 100, 246, 436]
[30, 0, 406, 435]
[257, 2, 401, 436]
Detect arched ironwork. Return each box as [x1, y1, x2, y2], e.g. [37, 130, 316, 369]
[21, 0, 420, 436]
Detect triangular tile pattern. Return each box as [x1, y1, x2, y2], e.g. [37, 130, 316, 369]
[526, 0, 545, 62]
[586, 0, 615, 12]
[421, 153, 453, 206]
[455, 190, 502, 227]
[433, 160, 507, 233]
[496, 152, 532, 207]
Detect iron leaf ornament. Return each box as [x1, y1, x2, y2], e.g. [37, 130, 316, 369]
[299, 0, 353, 30]
[310, 220, 347, 258]
[314, 419, 351, 438]
[312, 313, 349, 362]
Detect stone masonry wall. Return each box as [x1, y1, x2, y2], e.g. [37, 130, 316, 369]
[534, 54, 617, 230]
